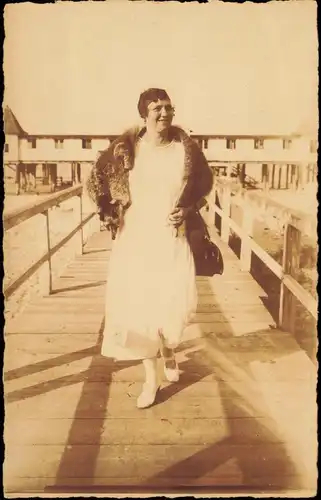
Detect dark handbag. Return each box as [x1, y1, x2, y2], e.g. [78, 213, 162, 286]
[186, 210, 224, 277]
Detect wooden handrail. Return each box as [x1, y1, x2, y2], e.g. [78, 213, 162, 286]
[4, 185, 83, 231]
[208, 181, 318, 325]
[4, 185, 97, 299]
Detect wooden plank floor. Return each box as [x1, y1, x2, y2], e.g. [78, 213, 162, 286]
[4, 229, 317, 496]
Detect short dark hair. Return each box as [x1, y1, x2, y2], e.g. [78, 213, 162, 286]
[137, 88, 171, 119]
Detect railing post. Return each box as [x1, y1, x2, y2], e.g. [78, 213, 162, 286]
[211, 183, 221, 232]
[279, 223, 301, 332]
[290, 164, 296, 191]
[48, 164, 54, 193]
[221, 184, 231, 243]
[15, 163, 21, 195]
[44, 209, 53, 294]
[79, 193, 84, 254]
[271, 164, 276, 189]
[286, 164, 290, 189]
[262, 164, 269, 191]
[277, 164, 282, 189]
[297, 164, 301, 190]
[240, 163, 246, 187]
[77, 162, 81, 184]
[72, 162, 76, 186]
[240, 196, 254, 271]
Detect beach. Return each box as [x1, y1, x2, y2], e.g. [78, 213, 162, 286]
[4, 192, 99, 321]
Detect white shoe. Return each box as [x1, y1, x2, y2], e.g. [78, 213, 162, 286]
[136, 383, 159, 409]
[164, 364, 180, 382]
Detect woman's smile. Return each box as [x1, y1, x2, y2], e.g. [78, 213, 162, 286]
[158, 118, 171, 125]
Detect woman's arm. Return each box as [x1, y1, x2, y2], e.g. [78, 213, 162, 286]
[169, 146, 213, 227]
[192, 146, 213, 203]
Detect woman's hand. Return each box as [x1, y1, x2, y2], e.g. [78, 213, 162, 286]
[168, 206, 191, 227]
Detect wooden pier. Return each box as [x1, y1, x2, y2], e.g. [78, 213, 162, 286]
[4, 221, 317, 496]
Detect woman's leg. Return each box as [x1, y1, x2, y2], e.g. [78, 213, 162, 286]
[142, 357, 158, 388]
[136, 356, 158, 409]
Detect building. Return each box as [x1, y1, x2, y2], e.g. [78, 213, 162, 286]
[3, 106, 317, 194]
[4, 106, 119, 194]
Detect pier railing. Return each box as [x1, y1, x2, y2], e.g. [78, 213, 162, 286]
[208, 179, 318, 334]
[3, 185, 97, 299]
[4, 173, 318, 334]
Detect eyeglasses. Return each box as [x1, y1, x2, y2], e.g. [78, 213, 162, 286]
[149, 105, 175, 114]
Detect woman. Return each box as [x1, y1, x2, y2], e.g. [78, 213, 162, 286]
[87, 88, 213, 409]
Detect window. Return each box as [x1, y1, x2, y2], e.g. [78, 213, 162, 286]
[203, 139, 208, 150]
[27, 138, 37, 149]
[5, 143, 9, 153]
[254, 138, 264, 150]
[54, 139, 64, 149]
[226, 138, 236, 150]
[283, 139, 292, 150]
[82, 139, 92, 149]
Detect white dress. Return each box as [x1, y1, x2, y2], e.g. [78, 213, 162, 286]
[101, 138, 197, 360]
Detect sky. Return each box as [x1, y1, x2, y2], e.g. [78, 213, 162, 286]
[3, 1, 318, 136]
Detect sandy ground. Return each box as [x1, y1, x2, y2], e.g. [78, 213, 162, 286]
[264, 185, 318, 216]
[4, 192, 99, 321]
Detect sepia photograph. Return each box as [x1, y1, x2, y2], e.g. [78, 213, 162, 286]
[2, 0, 318, 497]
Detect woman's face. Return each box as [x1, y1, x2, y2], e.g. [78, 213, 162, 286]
[145, 99, 174, 133]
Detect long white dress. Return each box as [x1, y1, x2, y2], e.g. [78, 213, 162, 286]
[101, 138, 197, 360]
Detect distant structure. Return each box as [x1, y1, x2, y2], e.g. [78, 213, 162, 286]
[3, 106, 317, 194]
[3, 106, 118, 195]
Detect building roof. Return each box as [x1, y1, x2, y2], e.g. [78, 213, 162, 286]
[4, 106, 28, 137]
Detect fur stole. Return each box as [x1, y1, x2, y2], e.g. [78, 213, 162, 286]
[86, 125, 213, 237]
